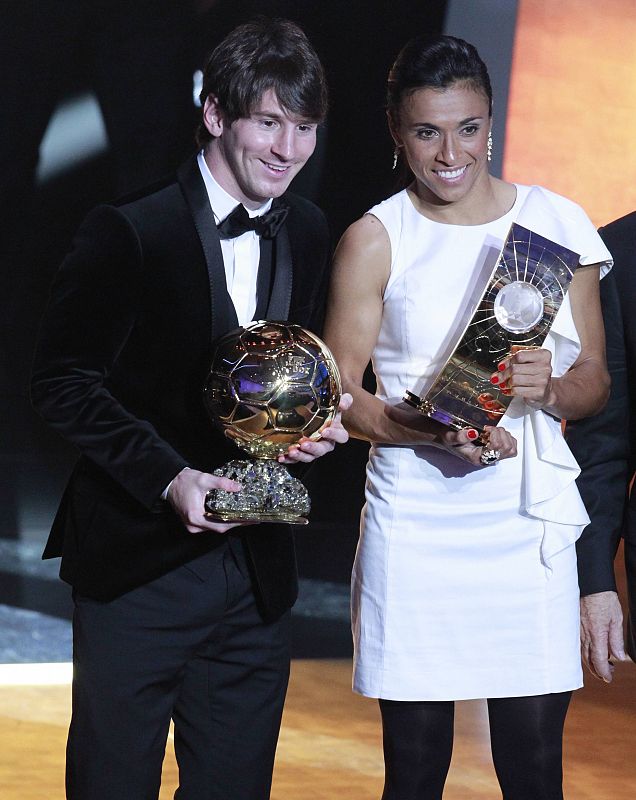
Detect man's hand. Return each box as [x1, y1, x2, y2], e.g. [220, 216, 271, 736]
[277, 392, 353, 465]
[580, 591, 627, 682]
[167, 468, 247, 533]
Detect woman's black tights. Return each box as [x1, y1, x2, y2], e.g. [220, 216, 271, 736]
[379, 691, 572, 800]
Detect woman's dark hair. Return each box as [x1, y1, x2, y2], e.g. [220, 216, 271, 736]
[196, 18, 328, 147]
[387, 34, 492, 126]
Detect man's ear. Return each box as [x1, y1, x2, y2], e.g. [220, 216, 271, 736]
[203, 95, 224, 138]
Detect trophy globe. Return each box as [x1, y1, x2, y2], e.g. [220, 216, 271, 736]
[203, 321, 342, 524]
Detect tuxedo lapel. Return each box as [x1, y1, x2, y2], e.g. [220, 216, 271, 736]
[253, 220, 293, 322]
[177, 157, 238, 343]
[253, 237, 273, 321]
[266, 222, 293, 321]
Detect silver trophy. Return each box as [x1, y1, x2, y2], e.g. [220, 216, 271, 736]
[404, 222, 581, 432]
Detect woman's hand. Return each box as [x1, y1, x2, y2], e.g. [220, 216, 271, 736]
[491, 347, 555, 410]
[439, 424, 517, 467]
[277, 393, 353, 465]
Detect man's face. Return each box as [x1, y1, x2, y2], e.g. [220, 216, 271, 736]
[204, 89, 318, 209]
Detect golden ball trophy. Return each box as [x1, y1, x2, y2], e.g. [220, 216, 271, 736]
[203, 321, 341, 525]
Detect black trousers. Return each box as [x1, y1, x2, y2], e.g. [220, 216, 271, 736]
[67, 539, 290, 800]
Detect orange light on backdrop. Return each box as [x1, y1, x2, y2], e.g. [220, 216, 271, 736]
[504, 0, 636, 227]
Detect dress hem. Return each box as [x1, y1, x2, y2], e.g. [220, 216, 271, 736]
[352, 680, 584, 702]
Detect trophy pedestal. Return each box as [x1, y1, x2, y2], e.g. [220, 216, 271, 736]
[204, 459, 310, 525]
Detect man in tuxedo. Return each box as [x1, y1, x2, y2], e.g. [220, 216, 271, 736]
[31, 18, 349, 800]
[566, 211, 635, 681]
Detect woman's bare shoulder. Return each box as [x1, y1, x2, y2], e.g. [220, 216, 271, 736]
[335, 213, 391, 263]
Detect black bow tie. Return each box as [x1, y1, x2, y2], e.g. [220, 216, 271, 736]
[216, 204, 289, 240]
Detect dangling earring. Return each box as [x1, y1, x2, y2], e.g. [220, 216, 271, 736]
[487, 131, 493, 162]
[392, 146, 400, 170]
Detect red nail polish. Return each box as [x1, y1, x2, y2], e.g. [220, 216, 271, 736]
[490, 375, 499, 384]
[467, 429, 478, 440]
[498, 362, 506, 371]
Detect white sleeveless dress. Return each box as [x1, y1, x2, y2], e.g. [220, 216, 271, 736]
[352, 184, 612, 701]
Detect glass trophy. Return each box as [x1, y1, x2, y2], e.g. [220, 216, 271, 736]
[404, 222, 581, 432]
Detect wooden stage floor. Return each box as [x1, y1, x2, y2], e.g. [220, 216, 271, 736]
[1, 658, 634, 799]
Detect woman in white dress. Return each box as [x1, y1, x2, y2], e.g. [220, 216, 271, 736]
[323, 35, 612, 800]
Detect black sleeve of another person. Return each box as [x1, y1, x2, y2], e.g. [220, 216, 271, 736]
[565, 245, 630, 596]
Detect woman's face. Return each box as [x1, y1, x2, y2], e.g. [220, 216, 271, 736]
[391, 81, 491, 208]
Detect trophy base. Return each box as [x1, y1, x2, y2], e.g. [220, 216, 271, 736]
[204, 509, 309, 525]
[204, 459, 310, 526]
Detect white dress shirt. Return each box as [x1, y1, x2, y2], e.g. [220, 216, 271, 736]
[163, 154, 273, 501]
[196, 151, 272, 326]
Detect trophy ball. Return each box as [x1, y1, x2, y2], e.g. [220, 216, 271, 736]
[203, 321, 342, 459]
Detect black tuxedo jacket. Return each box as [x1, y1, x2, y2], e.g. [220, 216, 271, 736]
[565, 211, 636, 651]
[31, 156, 331, 621]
